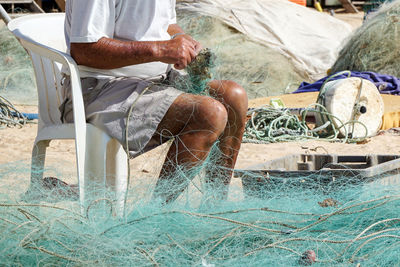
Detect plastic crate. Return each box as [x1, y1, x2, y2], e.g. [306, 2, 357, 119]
[235, 154, 400, 198]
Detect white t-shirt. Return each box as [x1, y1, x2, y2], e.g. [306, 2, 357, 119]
[65, 0, 176, 79]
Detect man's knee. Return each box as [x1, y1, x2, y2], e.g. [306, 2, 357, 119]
[195, 97, 228, 138]
[220, 81, 248, 121]
[210, 80, 248, 117]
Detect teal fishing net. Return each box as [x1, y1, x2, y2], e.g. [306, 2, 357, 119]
[2, 3, 400, 266]
[1, 155, 400, 266]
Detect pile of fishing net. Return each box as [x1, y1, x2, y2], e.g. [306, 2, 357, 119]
[1, 157, 400, 266]
[176, 12, 303, 99]
[331, 0, 400, 78]
[0, 22, 36, 105]
[177, 0, 352, 98]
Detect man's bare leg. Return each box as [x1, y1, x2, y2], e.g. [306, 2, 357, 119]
[152, 81, 247, 203]
[152, 93, 228, 203]
[205, 80, 248, 199]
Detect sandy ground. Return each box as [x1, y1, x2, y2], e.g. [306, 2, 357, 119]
[1, 10, 399, 201]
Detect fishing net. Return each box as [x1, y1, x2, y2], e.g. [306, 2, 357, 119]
[177, 0, 352, 82]
[1, 156, 400, 266]
[2, 2, 399, 266]
[0, 22, 36, 105]
[177, 12, 304, 99]
[331, 0, 400, 78]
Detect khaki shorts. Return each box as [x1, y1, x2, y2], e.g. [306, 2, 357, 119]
[60, 71, 184, 158]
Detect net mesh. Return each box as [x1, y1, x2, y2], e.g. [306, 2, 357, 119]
[1, 155, 400, 266]
[176, 12, 305, 99]
[1, 2, 399, 266]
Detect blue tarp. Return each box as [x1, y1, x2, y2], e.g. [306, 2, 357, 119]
[294, 71, 400, 95]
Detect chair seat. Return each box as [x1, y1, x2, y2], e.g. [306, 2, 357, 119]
[35, 123, 75, 142]
[35, 123, 103, 142]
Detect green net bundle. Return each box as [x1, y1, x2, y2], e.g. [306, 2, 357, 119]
[177, 13, 304, 99]
[1, 158, 400, 266]
[331, 0, 400, 77]
[0, 22, 36, 105]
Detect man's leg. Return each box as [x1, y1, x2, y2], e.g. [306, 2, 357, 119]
[152, 93, 229, 203]
[152, 81, 247, 203]
[205, 80, 248, 198]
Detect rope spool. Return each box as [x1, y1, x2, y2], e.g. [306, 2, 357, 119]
[316, 76, 384, 139]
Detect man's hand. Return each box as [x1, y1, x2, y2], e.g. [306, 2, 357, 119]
[157, 35, 202, 70]
[175, 34, 202, 53]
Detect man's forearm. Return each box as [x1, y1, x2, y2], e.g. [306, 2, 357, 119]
[71, 28, 201, 70]
[70, 37, 165, 69]
[71, 24, 187, 69]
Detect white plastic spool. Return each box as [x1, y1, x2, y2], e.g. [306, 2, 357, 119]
[316, 77, 384, 138]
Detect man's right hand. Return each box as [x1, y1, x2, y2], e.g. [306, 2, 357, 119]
[157, 36, 202, 70]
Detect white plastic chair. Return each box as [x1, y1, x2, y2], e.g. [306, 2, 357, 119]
[8, 13, 128, 217]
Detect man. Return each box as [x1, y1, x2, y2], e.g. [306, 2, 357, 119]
[62, 0, 248, 203]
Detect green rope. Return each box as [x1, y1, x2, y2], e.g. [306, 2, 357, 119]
[244, 71, 372, 144]
[243, 104, 368, 144]
[243, 105, 319, 144]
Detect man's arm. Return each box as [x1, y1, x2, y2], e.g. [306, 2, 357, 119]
[71, 35, 199, 70]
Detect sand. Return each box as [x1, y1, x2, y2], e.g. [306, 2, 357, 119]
[1, 10, 399, 200]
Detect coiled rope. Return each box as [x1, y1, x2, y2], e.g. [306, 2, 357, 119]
[244, 71, 369, 144]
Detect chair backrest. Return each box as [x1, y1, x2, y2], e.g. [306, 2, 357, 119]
[8, 13, 68, 128]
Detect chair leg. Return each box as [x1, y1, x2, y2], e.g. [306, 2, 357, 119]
[82, 126, 110, 215]
[106, 139, 128, 217]
[81, 126, 128, 217]
[30, 140, 50, 189]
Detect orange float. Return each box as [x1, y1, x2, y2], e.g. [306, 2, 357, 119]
[288, 0, 307, 6]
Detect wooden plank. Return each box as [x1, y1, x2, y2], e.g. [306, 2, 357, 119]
[0, 0, 44, 12]
[338, 0, 359, 13]
[54, 0, 64, 11]
[0, 0, 35, 3]
[30, 0, 44, 12]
